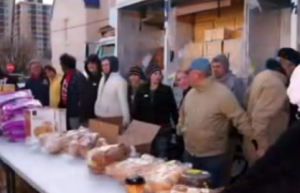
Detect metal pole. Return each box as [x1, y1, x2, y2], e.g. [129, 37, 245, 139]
[291, 0, 298, 49]
[163, 0, 170, 84]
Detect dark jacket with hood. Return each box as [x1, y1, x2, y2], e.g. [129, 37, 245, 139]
[132, 64, 178, 127]
[80, 54, 102, 122]
[24, 63, 49, 106]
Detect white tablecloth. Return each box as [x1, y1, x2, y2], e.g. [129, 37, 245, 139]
[0, 138, 126, 193]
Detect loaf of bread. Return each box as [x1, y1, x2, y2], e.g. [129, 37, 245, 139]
[87, 144, 130, 174]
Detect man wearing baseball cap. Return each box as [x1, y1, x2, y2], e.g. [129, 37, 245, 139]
[177, 58, 253, 188]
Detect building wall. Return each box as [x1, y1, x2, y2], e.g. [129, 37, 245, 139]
[14, 0, 52, 58]
[0, 0, 14, 39]
[51, 0, 115, 72]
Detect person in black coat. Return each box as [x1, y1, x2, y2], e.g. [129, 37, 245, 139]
[127, 66, 145, 117]
[24, 60, 49, 106]
[58, 53, 85, 130]
[80, 54, 102, 124]
[132, 63, 179, 158]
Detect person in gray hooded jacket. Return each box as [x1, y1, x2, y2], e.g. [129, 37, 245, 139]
[211, 54, 246, 107]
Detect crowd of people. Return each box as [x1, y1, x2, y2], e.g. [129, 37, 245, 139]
[0, 47, 300, 192]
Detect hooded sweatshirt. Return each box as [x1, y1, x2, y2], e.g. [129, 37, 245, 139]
[94, 56, 130, 126]
[212, 54, 246, 107]
[80, 55, 102, 122]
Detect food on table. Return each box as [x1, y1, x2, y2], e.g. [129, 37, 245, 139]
[125, 175, 146, 193]
[170, 185, 210, 193]
[179, 169, 211, 188]
[87, 144, 130, 174]
[42, 133, 65, 154]
[146, 161, 191, 192]
[105, 154, 161, 181]
[33, 121, 53, 137]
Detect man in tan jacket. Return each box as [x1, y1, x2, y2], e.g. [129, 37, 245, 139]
[245, 59, 289, 164]
[178, 58, 253, 188]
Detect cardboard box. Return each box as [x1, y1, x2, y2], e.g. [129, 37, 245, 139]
[183, 43, 204, 58]
[88, 119, 160, 154]
[214, 28, 232, 40]
[204, 28, 232, 41]
[203, 41, 223, 55]
[204, 30, 213, 41]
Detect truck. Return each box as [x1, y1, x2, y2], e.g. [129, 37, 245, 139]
[85, 36, 116, 59]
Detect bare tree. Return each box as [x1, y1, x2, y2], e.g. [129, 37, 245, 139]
[0, 36, 37, 73]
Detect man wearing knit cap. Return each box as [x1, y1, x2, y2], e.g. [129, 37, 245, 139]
[132, 63, 178, 158]
[178, 58, 253, 188]
[211, 54, 246, 107]
[127, 66, 145, 117]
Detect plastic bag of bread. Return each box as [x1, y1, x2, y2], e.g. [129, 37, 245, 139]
[87, 144, 130, 174]
[77, 133, 104, 159]
[146, 161, 191, 192]
[42, 133, 65, 154]
[105, 154, 162, 181]
[170, 185, 210, 193]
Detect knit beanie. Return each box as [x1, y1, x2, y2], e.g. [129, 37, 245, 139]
[145, 63, 161, 78]
[128, 66, 145, 79]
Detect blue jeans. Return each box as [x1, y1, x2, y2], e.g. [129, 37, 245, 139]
[183, 151, 229, 188]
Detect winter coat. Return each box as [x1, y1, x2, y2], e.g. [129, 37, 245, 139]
[49, 75, 62, 107]
[94, 73, 129, 124]
[94, 56, 130, 126]
[25, 76, 49, 106]
[221, 119, 300, 193]
[80, 61, 102, 122]
[178, 77, 253, 157]
[246, 70, 289, 152]
[132, 83, 178, 127]
[59, 70, 85, 124]
[218, 72, 246, 107]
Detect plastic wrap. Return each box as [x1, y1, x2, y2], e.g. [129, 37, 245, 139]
[105, 154, 162, 181]
[40, 133, 65, 154]
[2, 98, 41, 117]
[146, 161, 191, 192]
[87, 144, 130, 174]
[170, 185, 210, 193]
[0, 90, 32, 106]
[1, 116, 24, 132]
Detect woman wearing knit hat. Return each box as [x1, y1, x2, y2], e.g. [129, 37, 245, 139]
[132, 63, 179, 158]
[127, 66, 145, 117]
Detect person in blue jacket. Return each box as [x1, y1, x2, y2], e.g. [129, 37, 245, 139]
[24, 60, 49, 106]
